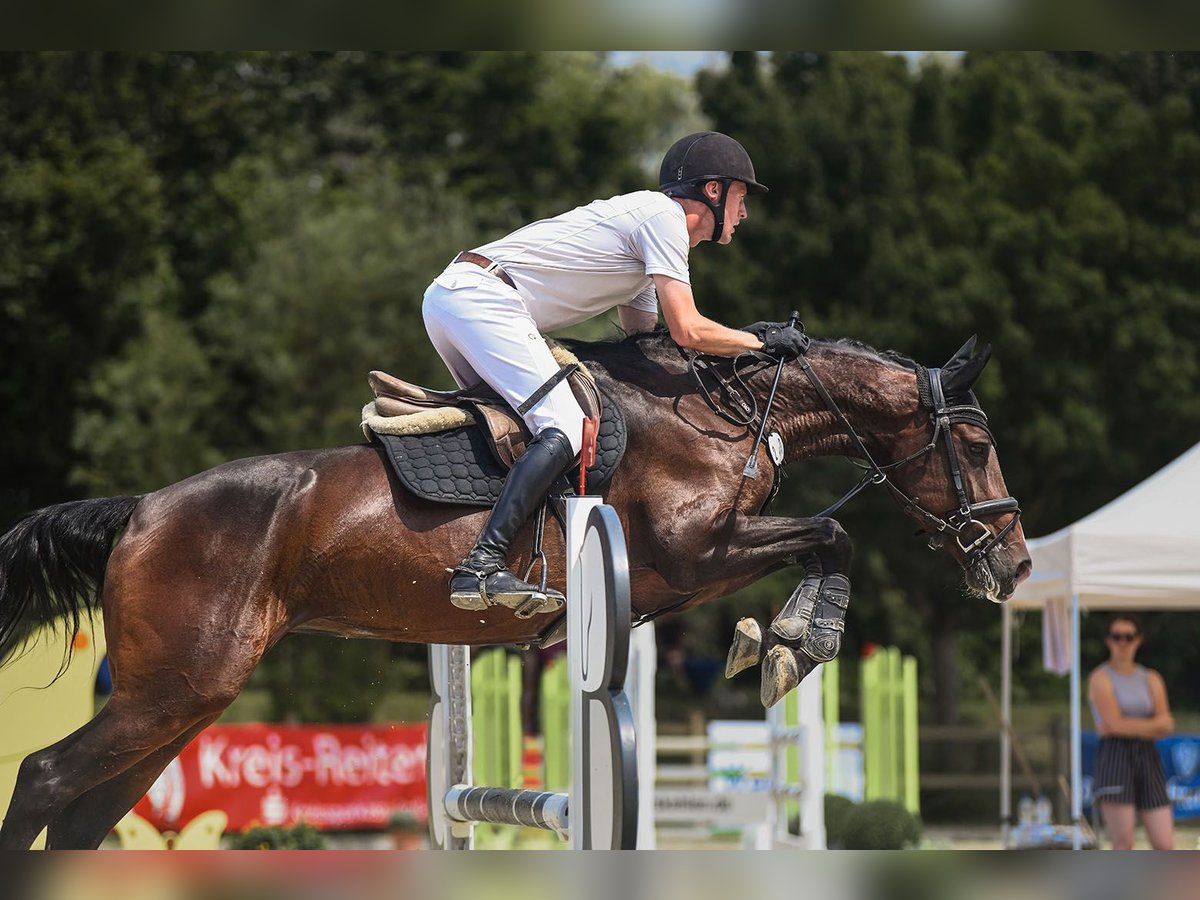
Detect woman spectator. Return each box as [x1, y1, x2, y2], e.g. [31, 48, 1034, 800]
[1087, 615, 1175, 849]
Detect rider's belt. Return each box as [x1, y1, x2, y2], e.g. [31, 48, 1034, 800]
[453, 251, 517, 290]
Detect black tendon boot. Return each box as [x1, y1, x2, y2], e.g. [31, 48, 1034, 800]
[449, 427, 575, 616]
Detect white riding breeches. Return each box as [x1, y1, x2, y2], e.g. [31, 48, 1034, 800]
[422, 262, 586, 457]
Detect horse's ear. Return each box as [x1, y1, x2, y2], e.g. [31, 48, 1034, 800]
[941, 336, 992, 396]
[944, 335, 977, 367]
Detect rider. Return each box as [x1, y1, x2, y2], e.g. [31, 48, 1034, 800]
[423, 132, 809, 615]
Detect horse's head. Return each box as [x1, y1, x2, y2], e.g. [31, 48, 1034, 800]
[882, 336, 1031, 602]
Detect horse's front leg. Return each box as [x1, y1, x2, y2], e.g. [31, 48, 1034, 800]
[688, 513, 853, 708]
[727, 554, 851, 708]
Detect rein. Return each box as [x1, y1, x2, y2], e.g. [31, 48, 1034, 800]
[792, 353, 1021, 568]
[686, 350, 769, 427]
[685, 334, 1021, 569]
[629, 335, 1022, 633]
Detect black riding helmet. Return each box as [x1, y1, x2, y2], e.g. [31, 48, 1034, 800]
[659, 132, 768, 241]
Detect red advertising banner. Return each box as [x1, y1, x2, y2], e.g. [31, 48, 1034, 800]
[133, 723, 428, 832]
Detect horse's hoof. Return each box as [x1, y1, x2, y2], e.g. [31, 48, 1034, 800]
[725, 617, 763, 678]
[760, 645, 799, 708]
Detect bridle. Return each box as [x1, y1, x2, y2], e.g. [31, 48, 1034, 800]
[628, 341, 1021, 634]
[687, 340, 1022, 569]
[792, 353, 1021, 568]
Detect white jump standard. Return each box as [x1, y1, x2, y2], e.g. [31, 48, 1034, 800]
[427, 497, 639, 849]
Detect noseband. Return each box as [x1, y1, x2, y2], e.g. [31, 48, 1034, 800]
[792, 355, 1021, 569]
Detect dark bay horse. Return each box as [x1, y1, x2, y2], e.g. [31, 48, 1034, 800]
[0, 330, 1030, 849]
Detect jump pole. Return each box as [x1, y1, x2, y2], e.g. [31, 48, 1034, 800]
[427, 497, 638, 849]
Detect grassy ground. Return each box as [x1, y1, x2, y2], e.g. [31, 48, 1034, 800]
[650, 824, 1200, 851]
[923, 823, 1200, 850]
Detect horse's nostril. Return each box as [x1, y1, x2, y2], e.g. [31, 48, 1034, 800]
[1015, 557, 1032, 584]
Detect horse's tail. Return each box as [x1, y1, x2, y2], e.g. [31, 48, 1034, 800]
[0, 496, 141, 667]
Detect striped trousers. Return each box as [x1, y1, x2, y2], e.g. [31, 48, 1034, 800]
[1094, 737, 1171, 810]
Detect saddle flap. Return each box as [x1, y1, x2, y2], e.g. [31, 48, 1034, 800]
[566, 367, 602, 423]
[372, 379, 627, 509]
[476, 405, 531, 469]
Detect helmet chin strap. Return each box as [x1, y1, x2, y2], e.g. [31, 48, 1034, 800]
[704, 180, 731, 241]
[663, 178, 733, 241]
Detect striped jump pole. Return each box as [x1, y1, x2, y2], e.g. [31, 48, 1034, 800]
[427, 497, 638, 849]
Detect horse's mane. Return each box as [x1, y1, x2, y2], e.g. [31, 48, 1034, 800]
[818, 337, 919, 372]
[557, 328, 679, 368]
[560, 328, 919, 373]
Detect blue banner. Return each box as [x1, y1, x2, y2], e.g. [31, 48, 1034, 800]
[1082, 732, 1200, 820]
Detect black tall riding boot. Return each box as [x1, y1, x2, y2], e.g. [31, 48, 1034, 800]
[449, 427, 575, 616]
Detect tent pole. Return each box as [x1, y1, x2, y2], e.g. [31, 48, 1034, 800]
[1000, 601, 1012, 847]
[1070, 591, 1082, 850]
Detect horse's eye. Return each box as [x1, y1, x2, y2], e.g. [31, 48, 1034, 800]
[968, 441, 990, 460]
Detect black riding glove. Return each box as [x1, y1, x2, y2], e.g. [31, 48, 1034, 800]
[743, 321, 810, 360]
[742, 321, 775, 341]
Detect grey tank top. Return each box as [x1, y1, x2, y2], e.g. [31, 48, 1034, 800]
[1090, 664, 1154, 724]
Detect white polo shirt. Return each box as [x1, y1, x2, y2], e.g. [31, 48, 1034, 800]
[472, 190, 691, 333]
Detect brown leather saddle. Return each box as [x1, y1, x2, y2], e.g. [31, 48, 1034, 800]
[366, 363, 603, 470]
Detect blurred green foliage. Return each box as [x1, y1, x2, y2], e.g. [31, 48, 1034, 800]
[3, 52, 1199, 727]
[225, 821, 327, 850]
[816, 794, 922, 849]
[841, 799, 923, 850]
[819, 793, 858, 847]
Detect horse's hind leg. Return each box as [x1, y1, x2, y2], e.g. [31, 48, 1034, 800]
[0, 642, 262, 850]
[0, 697, 188, 849]
[43, 714, 219, 850]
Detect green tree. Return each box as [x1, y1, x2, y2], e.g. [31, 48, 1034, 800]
[71, 273, 225, 496]
[45, 52, 701, 723]
[198, 161, 484, 459]
[693, 51, 1200, 724]
[0, 119, 166, 520]
[32, 51, 1200, 732]
[0, 52, 284, 520]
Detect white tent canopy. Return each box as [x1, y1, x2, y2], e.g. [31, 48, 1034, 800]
[1002, 440, 1200, 848]
[1012, 440, 1200, 610]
